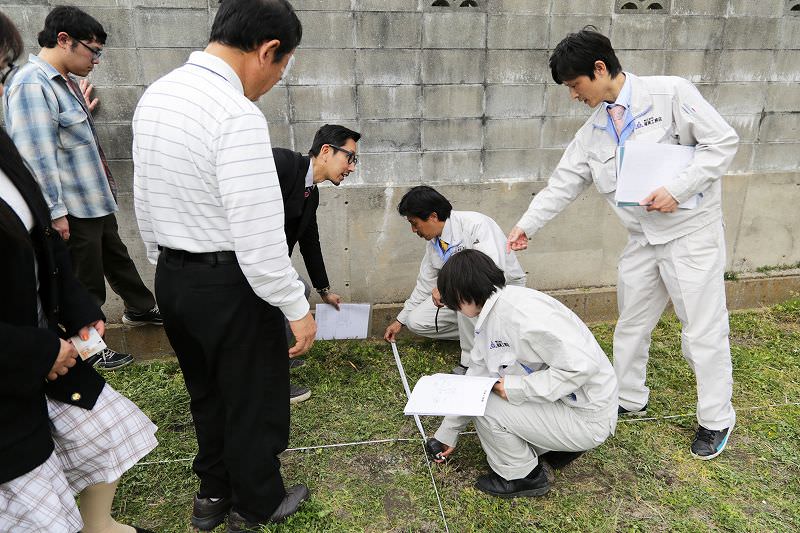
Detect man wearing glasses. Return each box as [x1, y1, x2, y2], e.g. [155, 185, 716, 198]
[272, 124, 360, 403]
[3, 6, 162, 370]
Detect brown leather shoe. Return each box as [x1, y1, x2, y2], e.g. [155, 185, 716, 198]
[191, 493, 231, 531]
[226, 484, 310, 531]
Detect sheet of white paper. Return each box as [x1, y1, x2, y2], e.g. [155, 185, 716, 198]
[314, 303, 371, 340]
[615, 140, 699, 209]
[404, 373, 499, 417]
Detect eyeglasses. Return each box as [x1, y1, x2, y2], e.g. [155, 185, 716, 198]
[1, 62, 17, 85]
[75, 39, 103, 60]
[329, 145, 358, 165]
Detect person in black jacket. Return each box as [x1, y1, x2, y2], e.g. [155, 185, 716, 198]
[273, 124, 360, 403]
[0, 12, 156, 532]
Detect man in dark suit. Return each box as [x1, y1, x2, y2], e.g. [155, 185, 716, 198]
[272, 124, 360, 403]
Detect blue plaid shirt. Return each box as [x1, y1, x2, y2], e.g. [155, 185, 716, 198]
[3, 54, 116, 219]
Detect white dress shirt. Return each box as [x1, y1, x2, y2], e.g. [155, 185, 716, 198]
[132, 51, 307, 320]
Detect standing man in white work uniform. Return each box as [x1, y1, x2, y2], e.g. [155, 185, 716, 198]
[384, 186, 526, 374]
[507, 27, 738, 460]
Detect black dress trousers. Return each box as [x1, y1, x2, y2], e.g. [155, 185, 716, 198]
[155, 251, 290, 521]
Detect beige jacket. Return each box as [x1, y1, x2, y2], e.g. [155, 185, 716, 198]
[516, 73, 739, 245]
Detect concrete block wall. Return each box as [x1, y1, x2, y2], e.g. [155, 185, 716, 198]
[1, 0, 799, 320]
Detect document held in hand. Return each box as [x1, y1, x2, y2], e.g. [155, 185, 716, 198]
[614, 140, 700, 209]
[404, 373, 499, 417]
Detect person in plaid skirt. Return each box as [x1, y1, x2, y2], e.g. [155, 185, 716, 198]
[0, 12, 157, 532]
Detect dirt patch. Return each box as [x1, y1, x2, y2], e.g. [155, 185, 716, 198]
[382, 490, 414, 522]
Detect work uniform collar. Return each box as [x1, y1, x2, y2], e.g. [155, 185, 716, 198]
[474, 287, 504, 333]
[591, 72, 652, 128]
[433, 217, 460, 260]
[602, 72, 632, 112]
[186, 51, 244, 95]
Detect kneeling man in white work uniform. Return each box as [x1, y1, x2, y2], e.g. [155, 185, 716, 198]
[383, 186, 526, 374]
[427, 250, 618, 498]
[507, 27, 737, 460]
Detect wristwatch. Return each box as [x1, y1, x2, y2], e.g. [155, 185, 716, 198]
[316, 286, 331, 296]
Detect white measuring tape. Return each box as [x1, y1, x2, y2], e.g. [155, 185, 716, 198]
[390, 341, 450, 533]
[391, 341, 427, 440]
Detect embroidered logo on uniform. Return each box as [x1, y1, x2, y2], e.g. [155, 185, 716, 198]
[636, 116, 663, 129]
[473, 239, 480, 245]
[489, 340, 510, 349]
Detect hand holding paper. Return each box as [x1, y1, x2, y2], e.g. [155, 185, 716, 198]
[614, 140, 699, 210]
[642, 186, 678, 213]
[70, 325, 107, 361]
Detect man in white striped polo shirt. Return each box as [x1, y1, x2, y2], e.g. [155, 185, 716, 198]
[131, 0, 315, 530]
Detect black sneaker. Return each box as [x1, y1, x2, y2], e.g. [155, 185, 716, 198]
[618, 403, 648, 417]
[122, 306, 163, 327]
[475, 464, 550, 498]
[290, 383, 311, 404]
[289, 358, 305, 369]
[191, 494, 231, 531]
[86, 348, 134, 371]
[690, 423, 733, 460]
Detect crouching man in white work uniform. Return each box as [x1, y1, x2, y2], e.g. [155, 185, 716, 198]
[383, 186, 526, 374]
[506, 27, 737, 459]
[426, 250, 617, 498]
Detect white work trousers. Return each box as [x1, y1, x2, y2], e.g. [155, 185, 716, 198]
[405, 297, 475, 366]
[613, 221, 735, 430]
[474, 394, 615, 480]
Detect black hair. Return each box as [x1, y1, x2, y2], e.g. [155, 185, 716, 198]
[437, 249, 505, 310]
[210, 0, 302, 61]
[0, 11, 24, 63]
[37, 6, 107, 48]
[309, 124, 361, 157]
[549, 25, 622, 84]
[397, 186, 452, 222]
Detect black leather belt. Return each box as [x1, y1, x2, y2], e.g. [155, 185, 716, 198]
[159, 246, 237, 265]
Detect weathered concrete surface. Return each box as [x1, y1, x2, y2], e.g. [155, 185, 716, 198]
[2, 2, 799, 357]
[104, 173, 800, 325]
[110, 271, 800, 361]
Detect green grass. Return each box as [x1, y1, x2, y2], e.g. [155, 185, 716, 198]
[754, 262, 800, 274]
[105, 300, 800, 532]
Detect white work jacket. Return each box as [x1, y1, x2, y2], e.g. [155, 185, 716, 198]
[435, 285, 618, 447]
[516, 73, 739, 245]
[397, 211, 527, 325]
